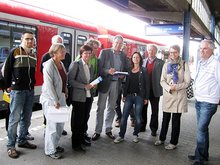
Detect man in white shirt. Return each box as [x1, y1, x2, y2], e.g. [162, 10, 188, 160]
[188, 39, 220, 165]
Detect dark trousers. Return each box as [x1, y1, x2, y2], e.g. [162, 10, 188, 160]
[141, 91, 160, 132]
[159, 112, 182, 145]
[71, 98, 92, 148]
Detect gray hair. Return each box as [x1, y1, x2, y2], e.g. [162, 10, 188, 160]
[147, 44, 158, 52]
[113, 35, 123, 42]
[85, 38, 101, 47]
[51, 35, 63, 44]
[169, 44, 181, 53]
[201, 39, 215, 50]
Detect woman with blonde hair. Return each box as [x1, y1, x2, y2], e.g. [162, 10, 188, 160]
[40, 43, 67, 159]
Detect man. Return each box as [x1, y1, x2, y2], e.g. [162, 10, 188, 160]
[141, 44, 164, 136]
[92, 35, 128, 141]
[188, 39, 220, 165]
[40, 35, 71, 136]
[4, 31, 37, 159]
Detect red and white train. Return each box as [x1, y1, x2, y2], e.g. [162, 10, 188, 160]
[0, 1, 164, 112]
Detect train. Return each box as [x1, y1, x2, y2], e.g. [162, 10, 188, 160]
[0, 1, 164, 115]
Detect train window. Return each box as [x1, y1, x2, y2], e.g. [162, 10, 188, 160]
[61, 32, 72, 55]
[0, 20, 37, 63]
[76, 35, 87, 56]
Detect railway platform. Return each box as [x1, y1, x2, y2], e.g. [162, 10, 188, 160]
[0, 98, 219, 165]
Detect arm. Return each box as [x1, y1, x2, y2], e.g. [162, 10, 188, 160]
[160, 63, 172, 93]
[68, 61, 85, 89]
[4, 49, 15, 89]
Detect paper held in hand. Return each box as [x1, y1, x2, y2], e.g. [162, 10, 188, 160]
[113, 71, 129, 75]
[90, 76, 103, 85]
[47, 106, 71, 123]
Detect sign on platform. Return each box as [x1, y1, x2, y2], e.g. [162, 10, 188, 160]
[145, 24, 184, 36]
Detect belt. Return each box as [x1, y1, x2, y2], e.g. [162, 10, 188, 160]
[128, 93, 138, 96]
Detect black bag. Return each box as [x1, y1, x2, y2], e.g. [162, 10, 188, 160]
[66, 61, 79, 106]
[66, 85, 73, 106]
[186, 78, 194, 99]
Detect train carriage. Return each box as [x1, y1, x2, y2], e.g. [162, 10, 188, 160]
[0, 1, 164, 115]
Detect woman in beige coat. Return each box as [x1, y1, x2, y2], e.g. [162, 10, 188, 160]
[155, 45, 191, 150]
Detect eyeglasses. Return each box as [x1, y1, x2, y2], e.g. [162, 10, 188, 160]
[170, 51, 178, 54]
[24, 38, 34, 41]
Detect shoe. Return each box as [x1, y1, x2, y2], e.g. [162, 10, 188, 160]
[18, 141, 37, 149]
[115, 120, 120, 127]
[133, 135, 139, 143]
[165, 143, 176, 150]
[56, 146, 64, 153]
[106, 132, 115, 139]
[73, 145, 86, 152]
[62, 130, 67, 136]
[114, 136, 124, 144]
[154, 140, 164, 146]
[92, 133, 100, 141]
[192, 161, 204, 165]
[84, 133, 91, 142]
[188, 155, 208, 162]
[47, 152, 62, 159]
[82, 139, 91, 146]
[7, 148, 20, 159]
[151, 131, 157, 137]
[140, 127, 146, 132]
[26, 133, 34, 140]
[131, 120, 135, 127]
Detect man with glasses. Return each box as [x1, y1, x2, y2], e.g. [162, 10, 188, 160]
[92, 35, 129, 141]
[4, 31, 37, 159]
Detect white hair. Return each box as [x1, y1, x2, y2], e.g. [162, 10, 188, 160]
[51, 35, 63, 44]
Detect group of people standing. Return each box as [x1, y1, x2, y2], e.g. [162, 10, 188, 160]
[3, 31, 220, 165]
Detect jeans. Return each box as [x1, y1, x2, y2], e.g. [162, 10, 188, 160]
[194, 101, 218, 163]
[119, 95, 144, 138]
[7, 90, 34, 149]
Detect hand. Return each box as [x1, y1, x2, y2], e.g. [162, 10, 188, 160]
[144, 99, 148, 105]
[54, 102, 60, 109]
[122, 97, 126, 102]
[108, 68, 116, 75]
[170, 84, 176, 91]
[85, 84, 94, 90]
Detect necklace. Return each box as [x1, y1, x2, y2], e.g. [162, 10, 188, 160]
[132, 66, 140, 73]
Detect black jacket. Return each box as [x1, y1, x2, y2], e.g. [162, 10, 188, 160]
[123, 67, 150, 100]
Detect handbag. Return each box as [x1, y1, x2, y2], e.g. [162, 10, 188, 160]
[186, 78, 194, 99]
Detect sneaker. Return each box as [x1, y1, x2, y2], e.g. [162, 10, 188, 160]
[47, 152, 62, 159]
[7, 148, 20, 159]
[26, 133, 34, 140]
[114, 136, 124, 144]
[133, 135, 139, 143]
[18, 141, 37, 149]
[56, 146, 64, 153]
[165, 143, 176, 150]
[62, 130, 67, 136]
[154, 140, 164, 146]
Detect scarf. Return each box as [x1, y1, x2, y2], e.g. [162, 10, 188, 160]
[167, 57, 181, 84]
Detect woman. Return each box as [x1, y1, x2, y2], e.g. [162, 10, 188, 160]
[155, 45, 191, 150]
[40, 43, 67, 159]
[114, 52, 149, 143]
[68, 45, 95, 151]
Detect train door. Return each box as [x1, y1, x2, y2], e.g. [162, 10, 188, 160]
[57, 27, 75, 62]
[75, 30, 98, 60]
